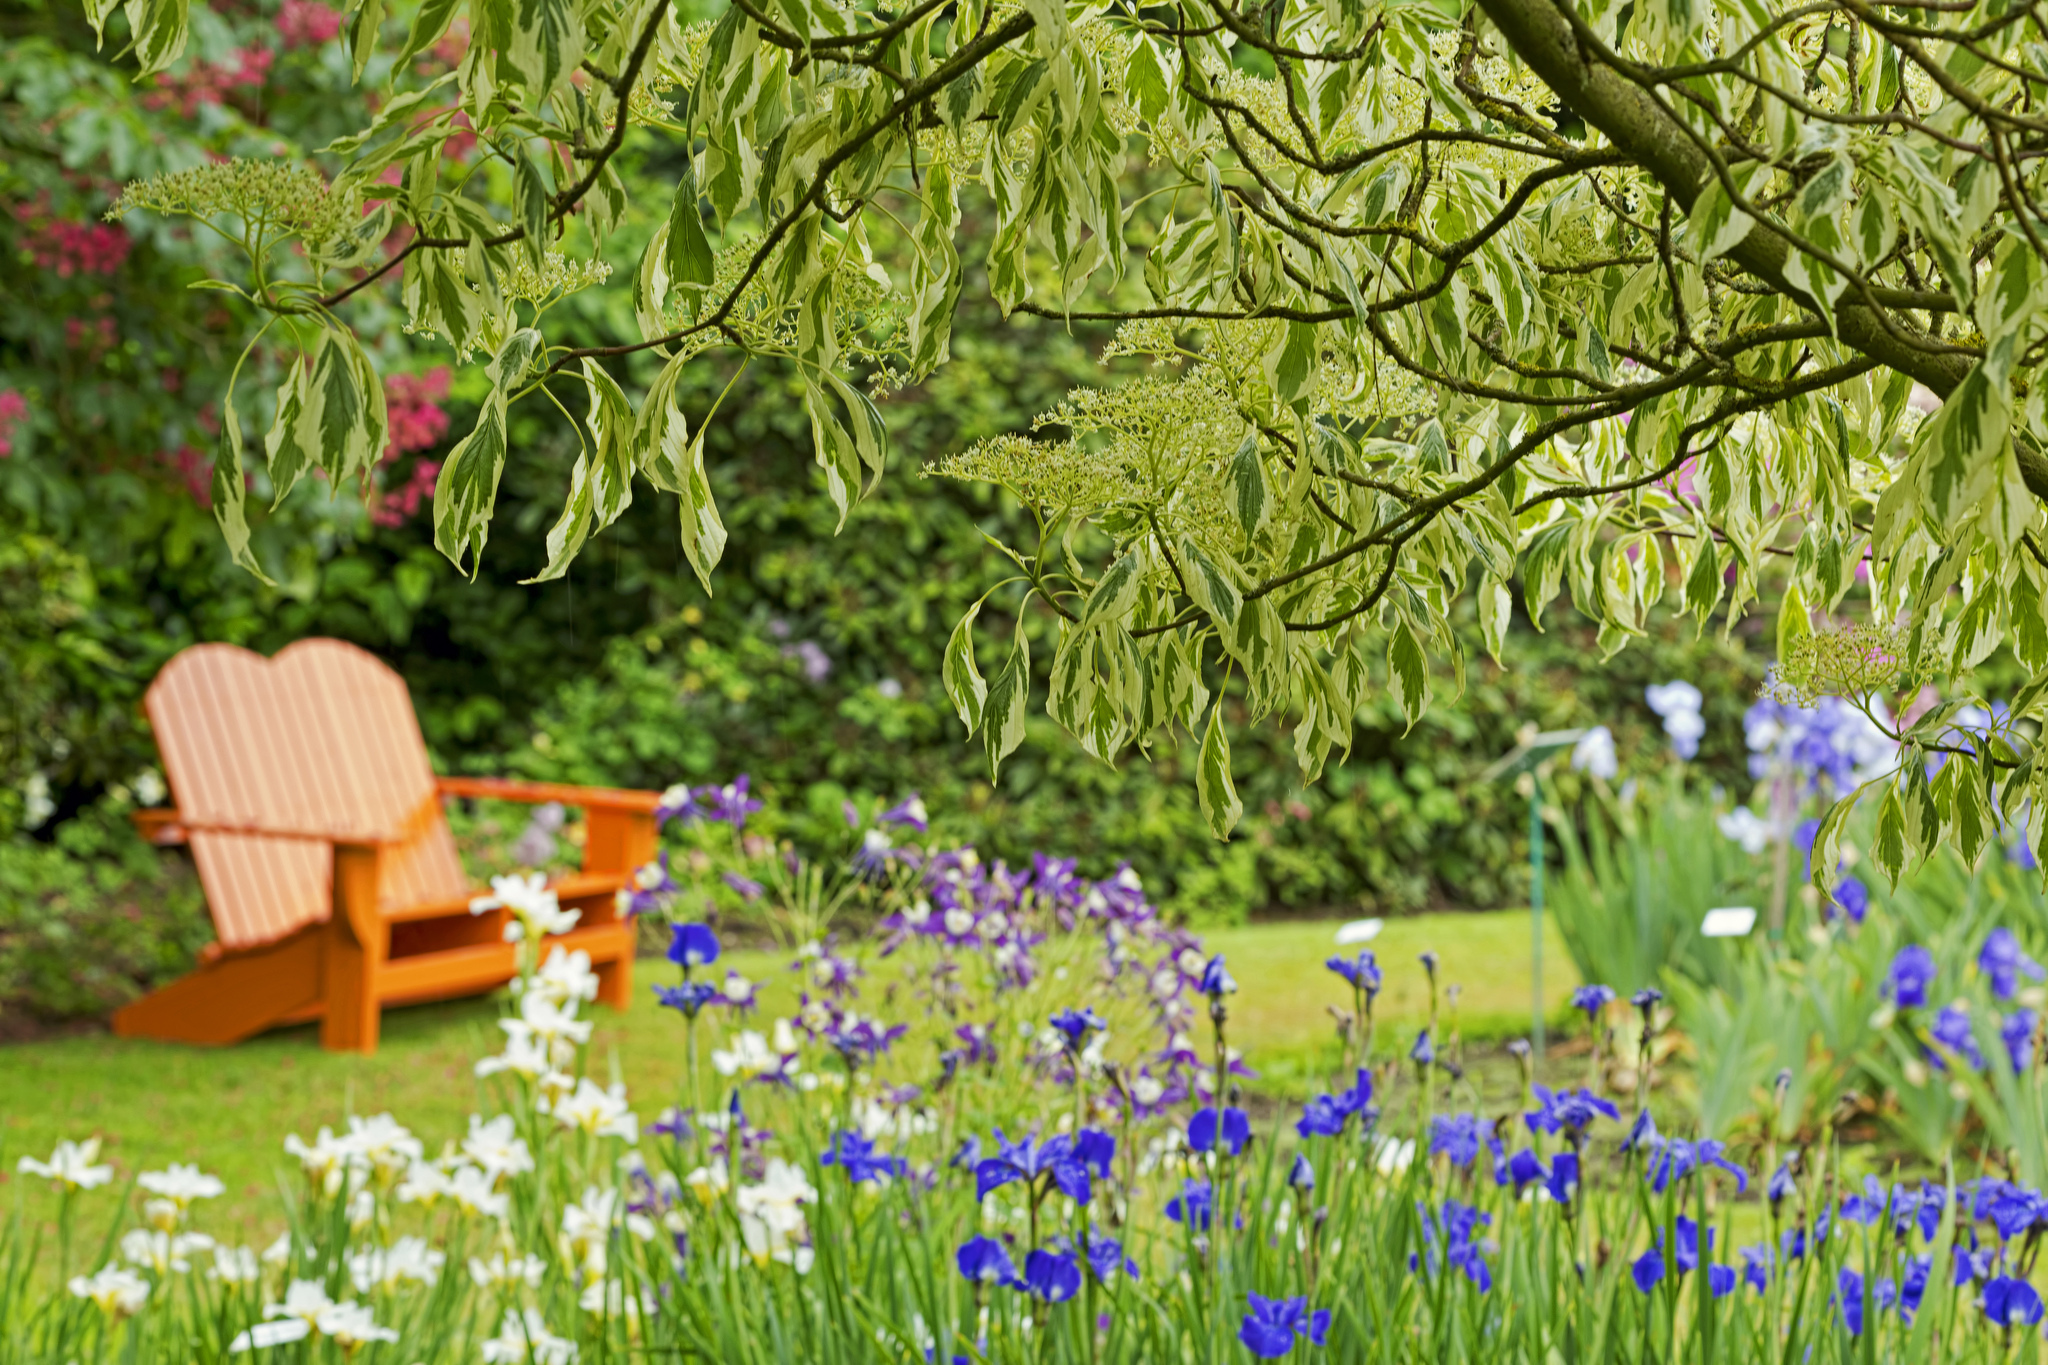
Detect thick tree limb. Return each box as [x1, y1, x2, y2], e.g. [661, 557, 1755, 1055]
[1472, 0, 2048, 501]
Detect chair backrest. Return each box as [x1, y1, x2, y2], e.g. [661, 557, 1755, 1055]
[146, 639, 468, 949]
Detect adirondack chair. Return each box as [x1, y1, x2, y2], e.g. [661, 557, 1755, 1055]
[113, 638, 657, 1053]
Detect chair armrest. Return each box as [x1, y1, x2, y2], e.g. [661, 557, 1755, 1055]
[131, 809, 189, 846]
[435, 776, 662, 814]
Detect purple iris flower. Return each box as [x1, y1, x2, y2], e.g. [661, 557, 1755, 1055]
[1200, 955, 1237, 998]
[649, 1107, 693, 1142]
[2002, 1010, 2038, 1072]
[821, 1130, 907, 1184]
[1980, 929, 2046, 1001]
[1885, 945, 1937, 1009]
[1499, 1149, 1544, 1192]
[1430, 1113, 1484, 1169]
[877, 794, 929, 834]
[1740, 1245, 1771, 1293]
[1622, 1109, 1659, 1153]
[1410, 1030, 1435, 1066]
[653, 980, 720, 1018]
[1929, 1006, 1985, 1071]
[1570, 984, 1615, 1020]
[823, 1015, 907, 1067]
[974, 1130, 1091, 1204]
[1632, 987, 1663, 1010]
[654, 783, 704, 827]
[1326, 951, 1382, 994]
[1049, 1007, 1107, 1052]
[722, 871, 764, 902]
[1188, 1107, 1252, 1156]
[1706, 1265, 1737, 1298]
[1524, 1085, 1620, 1137]
[1165, 1179, 1214, 1231]
[1289, 1154, 1316, 1193]
[668, 923, 721, 970]
[955, 1235, 1020, 1288]
[1238, 1294, 1330, 1358]
[1022, 1249, 1081, 1303]
[620, 852, 679, 917]
[1985, 1276, 2046, 1327]
[804, 946, 863, 998]
[700, 775, 763, 830]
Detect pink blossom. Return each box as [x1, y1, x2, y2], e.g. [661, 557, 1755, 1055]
[371, 459, 441, 527]
[165, 444, 211, 504]
[384, 368, 451, 458]
[13, 194, 131, 277]
[429, 17, 469, 66]
[0, 390, 28, 457]
[277, 0, 342, 48]
[141, 46, 274, 116]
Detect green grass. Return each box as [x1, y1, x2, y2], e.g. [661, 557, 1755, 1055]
[0, 911, 1577, 1236]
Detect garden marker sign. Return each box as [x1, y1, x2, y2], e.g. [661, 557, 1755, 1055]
[1483, 727, 1586, 1058]
[94, 0, 2048, 875]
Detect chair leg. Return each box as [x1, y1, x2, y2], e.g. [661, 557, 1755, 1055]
[597, 942, 634, 1011]
[322, 843, 386, 1054]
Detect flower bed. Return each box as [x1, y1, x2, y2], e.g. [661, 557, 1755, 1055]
[5, 790, 2045, 1363]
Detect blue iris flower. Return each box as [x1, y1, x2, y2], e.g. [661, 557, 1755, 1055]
[1022, 1249, 1081, 1303]
[1885, 945, 1937, 1009]
[1297, 1069, 1375, 1139]
[1543, 1152, 1579, 1206]
[1429, 1113, 1483, 1169]
[821, 1130, 906, 1185]
[653, 980, 720, 1018]
[1200, 955, 1237, 998]
[1289, 1153, 1316, 1193]
[1985, 1276, 2046, 1327]
[1166, 1179, 1214, 1231]
[1326, 951, 1382, 994]
[1980, 929, 2046, 1001]
[2003, 1010, 2039, 1072]
[955, 1235, 1020, 1288]
[1072, 1127, 1116, 1180]
[1645, 1137, 1749, 1194]
[1632, 1216, 1709, 1293]
[1238, 1294, 1330, 1358]
[1740, 1245, 1771, 1293]
[1929, 1005, 1985, 1071]
[973, 1129, 1090, 1204]
[1048, 1007, 1107, 1052]
[1570, 984, 1615, 1020]
[1054, 1232, 1138, 1284]
[668, 923, 721, 970]
[1524, 1085, 1620, 1137]
[1188, 1107, 1251, 1156]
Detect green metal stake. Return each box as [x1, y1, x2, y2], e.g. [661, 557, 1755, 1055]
[1530, 776, 1545, 1062]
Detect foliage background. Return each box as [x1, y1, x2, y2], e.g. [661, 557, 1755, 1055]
[0, 0, 1773, 1019]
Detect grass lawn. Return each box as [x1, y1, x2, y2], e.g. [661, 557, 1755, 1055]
[0, 911, 1577, 1236]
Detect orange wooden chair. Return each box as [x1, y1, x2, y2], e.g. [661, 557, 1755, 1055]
[113, 638, 657, 1053]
